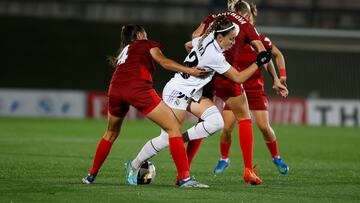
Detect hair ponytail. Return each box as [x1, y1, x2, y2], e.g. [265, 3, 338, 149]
[109, 24, 145, 67]
[198, 16, 234, 48]
[120, 24, 145, 51]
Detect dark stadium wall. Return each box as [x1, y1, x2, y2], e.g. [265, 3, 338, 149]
[0, 16, 194, 93]
[1, 16, 359, 99]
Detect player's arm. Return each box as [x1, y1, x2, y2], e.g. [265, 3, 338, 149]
[265, 60, 289, 97]
[149, 47, 208, 77]
[223, 51, 270, 84]
[251, 39, 280, 82]
[184, 41, 193, 53]
[272, 44, 287, 85]
[250, 39, 266, 53]
[192, 23, 206, 39]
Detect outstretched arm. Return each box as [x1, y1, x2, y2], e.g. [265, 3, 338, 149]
[223, 51, 271, 84]
[150, 47, 208, 77]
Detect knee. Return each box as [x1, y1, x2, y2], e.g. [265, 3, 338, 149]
[202, 106, 224, 135]
[163, 123, 182, 136]
[257, 123, 273, 135]
[212, 113, 224, 131]
[222, 124, 233, 137]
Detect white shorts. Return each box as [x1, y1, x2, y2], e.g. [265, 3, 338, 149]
[162, 83, 192, 110]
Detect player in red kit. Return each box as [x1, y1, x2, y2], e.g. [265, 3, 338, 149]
[187, 1, 288, 185]
[213, 2, 290, 175]
[81, 24, 209, 187]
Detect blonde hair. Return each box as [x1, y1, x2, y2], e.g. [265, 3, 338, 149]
[249, 2, 258, 24]
[198, 16, 234, 48]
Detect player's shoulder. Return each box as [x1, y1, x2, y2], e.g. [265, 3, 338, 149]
[204, 43, 226, 61]
[260, 34, 270, 41]
[259, 34, 272, 48]
[134, 40, 161, 49]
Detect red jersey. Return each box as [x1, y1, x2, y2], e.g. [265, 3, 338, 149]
[110, 40, 161, 88]
[238, 34, 273, 92]
[201, 12, 260, 67]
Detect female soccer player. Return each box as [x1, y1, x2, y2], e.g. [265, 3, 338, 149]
[182, 0, 288, 185]
[81, 24, 210, 188]
[213, 2, 289, 175]
[126, 16, 275, 187]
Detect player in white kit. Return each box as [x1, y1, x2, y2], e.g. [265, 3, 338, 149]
[125, 16, 271, 187]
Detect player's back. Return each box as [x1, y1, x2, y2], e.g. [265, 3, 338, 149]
[111, 40, 160, 86]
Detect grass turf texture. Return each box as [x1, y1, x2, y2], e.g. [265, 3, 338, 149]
[0, 117, 359, 202]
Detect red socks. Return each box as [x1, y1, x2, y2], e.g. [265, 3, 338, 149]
[169, 136, 190, 180]
[186, 139, 202, 168]
[90, 138, 113, 175]
[238, 119, 254, 169]
[220, 141, 231, 159]
[265, 140, 279, 158]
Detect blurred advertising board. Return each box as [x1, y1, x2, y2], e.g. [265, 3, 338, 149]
[2, 89, 358, 127]
[307, 99, 360, 127]
[268, 98, 307, 125]
[0, 89, 86, 118]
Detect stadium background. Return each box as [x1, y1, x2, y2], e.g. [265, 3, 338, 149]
[0, 1, 360, 202]
[1, 0, 360, 126]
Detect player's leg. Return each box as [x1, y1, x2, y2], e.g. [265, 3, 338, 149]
[224, 93, 262, 185]
[82, 94, 129, 184]
[82, 114, 126, 184]
[213, 108, 236, 174]
[252, 110, 289, 174]
[146, 101, 208, 188]
[128, 85, 187, 179]
[184, 96, 224, 168]
[130, 108, 186, 171]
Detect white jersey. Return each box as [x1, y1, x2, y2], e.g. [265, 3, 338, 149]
[166, 32, 231, 101]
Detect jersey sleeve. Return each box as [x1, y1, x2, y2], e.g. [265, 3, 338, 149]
[260, 34, 273, 50]
[146, 40, 162, 50]
[209, 54, 231, 74]
[243, 23, 260, 42]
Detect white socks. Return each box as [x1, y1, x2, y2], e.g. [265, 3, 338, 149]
[131, 105, 224, 168]
[131, 129, 169, 169]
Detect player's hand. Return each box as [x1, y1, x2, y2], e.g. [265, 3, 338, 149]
[188, 67, 212, 78]
[273, 79, 289, 98]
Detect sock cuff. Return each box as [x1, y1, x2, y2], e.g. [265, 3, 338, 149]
[169, 136, 183, 142]
[238, 119, 252, 124]
[265, 139, 277, 144]
[220, 141, 231, 146]
[101, 138, 114, 145]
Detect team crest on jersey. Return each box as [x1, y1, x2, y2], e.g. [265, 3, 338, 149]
[175, 99, 180, 106]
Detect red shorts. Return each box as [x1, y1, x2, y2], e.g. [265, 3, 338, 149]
[245, 91, 268, 111]
[108, 84, 161, 117]
[223, 91, 268, 111]
[213, 74, 244, 99]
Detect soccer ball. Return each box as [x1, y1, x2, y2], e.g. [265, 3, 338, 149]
[137, 161, 156, 184]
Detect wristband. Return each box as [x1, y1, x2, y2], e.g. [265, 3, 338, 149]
[279, 68, 286, 77]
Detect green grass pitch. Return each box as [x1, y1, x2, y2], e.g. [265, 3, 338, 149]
[0, 117, 359, 202]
